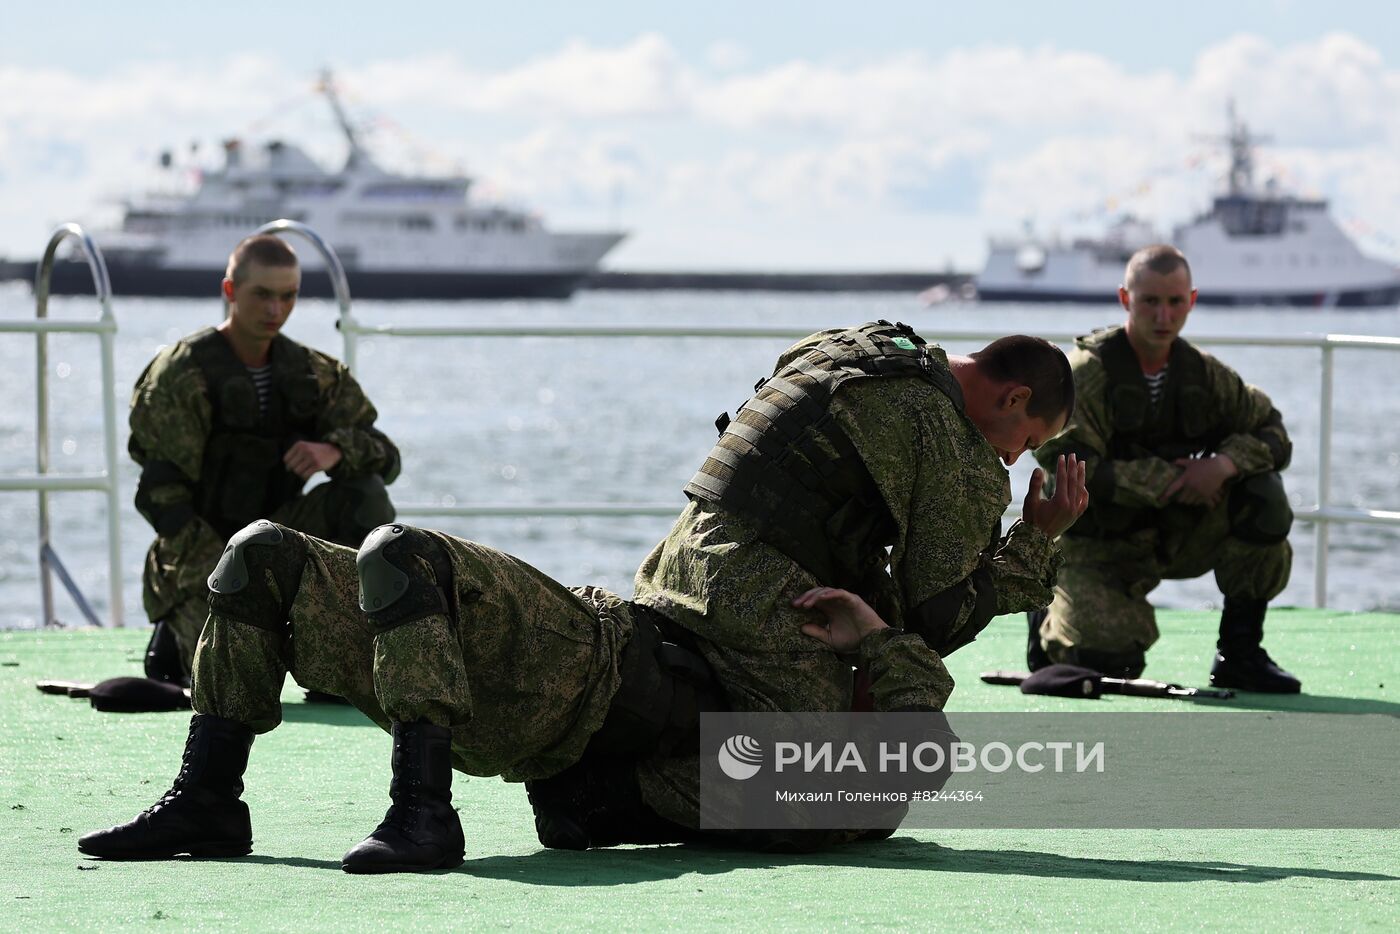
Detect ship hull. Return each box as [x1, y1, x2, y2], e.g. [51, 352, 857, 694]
[976, 283, 1400, 308]
[19, 260, 591, 300]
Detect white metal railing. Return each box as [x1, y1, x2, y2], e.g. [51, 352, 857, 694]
[0, 224, 123, 626]
[10, 218, 1399, 623]
[332, 317, 1400, 610]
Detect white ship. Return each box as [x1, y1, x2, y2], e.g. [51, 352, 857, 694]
[976, 106, 1400, 307]
[17, 74, 625, 300]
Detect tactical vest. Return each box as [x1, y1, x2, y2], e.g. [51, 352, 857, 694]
[1073, 326, 1226, 536]
[187, 327, 321, 539]
[684, 321, 963, 589]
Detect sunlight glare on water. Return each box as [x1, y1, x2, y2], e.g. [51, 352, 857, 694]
[0, 281, 1396, 627]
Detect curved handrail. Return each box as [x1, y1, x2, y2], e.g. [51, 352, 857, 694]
[254, 218, 358, 370]
[35, 222, 114, 320]
[30, 223, 122, 627]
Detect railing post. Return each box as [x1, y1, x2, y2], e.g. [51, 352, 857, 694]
[35, 240, 55, 627]
[253, 219, 357, 372]
[1314, 343, 1334, 608]
[33, 223, 122, 626]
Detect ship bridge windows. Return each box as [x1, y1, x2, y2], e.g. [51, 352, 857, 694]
[1215, 196, 1287, 237]
[183, 213, 288, 229]
[276, 180, 344, 197]
[344, 213, 435, 231]
[362, 182, 459, 201]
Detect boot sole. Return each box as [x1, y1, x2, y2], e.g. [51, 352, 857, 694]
[78, 840, 253, 860]
[341, 853, 465, 874]
[1209, 681, 1302, 694]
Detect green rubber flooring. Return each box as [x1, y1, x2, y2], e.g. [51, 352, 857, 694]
[1, 608, 1397, 931]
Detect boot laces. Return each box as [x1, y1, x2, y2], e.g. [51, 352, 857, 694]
[384, 778, 425, 835]
[142, 742, 199, 816]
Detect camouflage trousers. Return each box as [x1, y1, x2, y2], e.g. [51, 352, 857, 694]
[1039, 498, 1292, 659]
[191, 523, 629, 782]
[145, 475, 395, 676]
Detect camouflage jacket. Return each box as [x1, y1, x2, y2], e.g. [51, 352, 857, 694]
[1037, 326, 1290, 516]
[129, 330, 400, 614]
[631, 332, 1062, 827]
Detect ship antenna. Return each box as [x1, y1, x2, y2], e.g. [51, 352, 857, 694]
[1224, 98, 1271, 197]
[317, 69, 366, 170]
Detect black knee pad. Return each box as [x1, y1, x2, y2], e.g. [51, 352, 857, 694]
[206, 520, 308, 632]
[1228, 471, 1294, 545]
[356, 524, 453, 632]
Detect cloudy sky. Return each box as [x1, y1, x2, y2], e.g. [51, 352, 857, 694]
[3, 0, 1399, 270]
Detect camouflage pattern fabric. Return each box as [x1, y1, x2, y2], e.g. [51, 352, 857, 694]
[631, 333, 1063, 829]
[1035, 327, 1293, 657]
[131, 331, 399, 671]
[1038, 504, 1292, 658]
[152, 481, 392, 674]
[193, 527, 629, 782]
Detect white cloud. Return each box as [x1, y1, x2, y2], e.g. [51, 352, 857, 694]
[3, 32, 1400, 265]
[484, 127, 651, 206]
[1190, 33, 1400, 145]
[352, 35, 694, 119]
[706, 41, 749, 72]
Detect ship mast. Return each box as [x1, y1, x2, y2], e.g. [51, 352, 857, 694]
[1219, 100, 1270, 197]
[317, 69, 367, 171]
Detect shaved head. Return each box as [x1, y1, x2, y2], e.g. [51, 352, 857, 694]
[1124, 244, 1192, 291]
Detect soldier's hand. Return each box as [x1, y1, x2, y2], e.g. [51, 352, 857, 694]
[1022, 453, 1088, 538]
[794, 587, 889, 653]
[284, 440, 343, 480]
[1163, 454, 1237, 507]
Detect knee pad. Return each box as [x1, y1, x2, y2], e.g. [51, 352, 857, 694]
[206, 520, 307, 631]
[356, 524, 453, 632]
[1228, 471, 1293, 545]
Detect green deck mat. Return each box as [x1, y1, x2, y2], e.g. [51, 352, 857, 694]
[1, 608, 1396, 931]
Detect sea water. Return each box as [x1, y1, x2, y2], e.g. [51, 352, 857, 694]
[1, 280, 1396, 629]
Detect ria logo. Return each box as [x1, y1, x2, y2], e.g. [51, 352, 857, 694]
[717, 734, 763, 780]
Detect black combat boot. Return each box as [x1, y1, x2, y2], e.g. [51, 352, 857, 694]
[1209, 596, 1301, 693]
[1026, 609, 1051, 671]
[525, 755, 695, 850]
[143, 619, 190, 688]
[78, 714, 254, 859]
[341, 721, 465, 873]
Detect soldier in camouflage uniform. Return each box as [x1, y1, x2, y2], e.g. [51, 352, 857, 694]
[621, 323, 1085, 833]
[80, 322, 1087, 872]
[129, 234, 399, 684]
[1031, 245, 1299, 692]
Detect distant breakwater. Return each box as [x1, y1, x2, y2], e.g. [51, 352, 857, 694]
[584, 270, 972, 293]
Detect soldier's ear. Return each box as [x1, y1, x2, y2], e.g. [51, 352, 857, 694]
[221, 278, 235, 303]
[1005, 385, 1032, 412]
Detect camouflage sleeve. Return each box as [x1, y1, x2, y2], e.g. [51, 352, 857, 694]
[1038, 347, 1177, 508]
[987, 518, 1061, 614]
[312, 357, 402, 483]
[1202, 353, 1292, 475]
[836, 378, 1056, 657]
[128, 346, 221, 543]
[857, 628, 953, 711]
